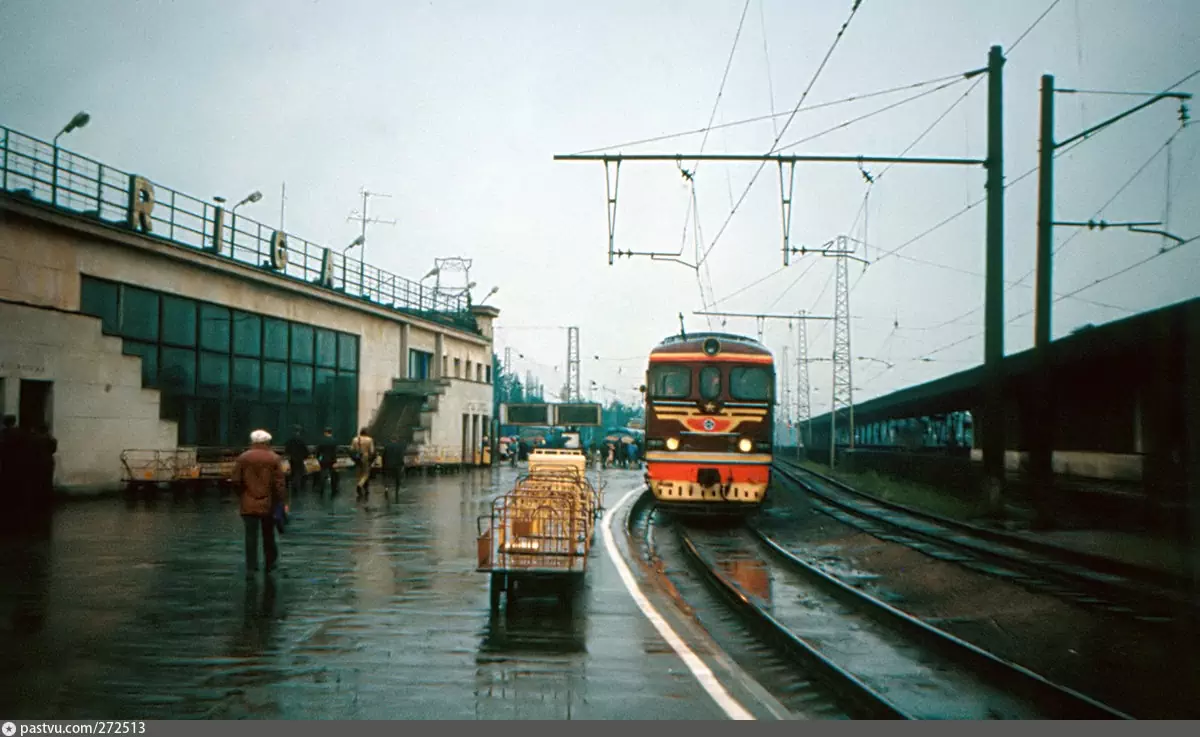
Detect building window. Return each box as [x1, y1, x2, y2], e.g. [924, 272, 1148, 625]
[454, 357, 461, 378]
[409, 349, 432, 380]
[486, 365, 491, 384]
[161, 296, 197, 347]
[290, 364, 314, 405]
[233, 312, 261, 357]
[316, 329, 338, 368]
[262, 361, 288, 404]
[200, 304, 231, 353]
[291, 324, 315, 365]
[122, 341, 158, 387]
[476, 364, 483, 382]
[80, 276, 119, 334]
[120, 286, 159, 342]
[442, 355, 448, 377]
[232, 357, 260, 401]
[160, 347, 196, 396]
[263, 318, 289, 361]
[197, 351, 230, 398]
[78, 279, 360, 449]
[337, 333, 358, 372]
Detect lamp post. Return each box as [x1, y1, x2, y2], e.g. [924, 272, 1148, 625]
[52, 111, 90, 207]
[342, 235, 365, 291]
[421, 267, 439, 310]
[477, 286, 499, 306]
[228, 190, 262, 257]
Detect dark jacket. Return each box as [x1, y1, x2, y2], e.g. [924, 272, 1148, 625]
[284, 437, 308, 467]
[316, 438, 338, 468]
[232, 447, 286, 517]
[382, 441, 404, 470]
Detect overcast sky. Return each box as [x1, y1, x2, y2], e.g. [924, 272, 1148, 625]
[3, 0, 1198, 414]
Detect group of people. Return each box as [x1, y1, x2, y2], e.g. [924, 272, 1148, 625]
[0, 415, 58, 529]
[231, 425, 406, 577]
[599, 439, 641, 469]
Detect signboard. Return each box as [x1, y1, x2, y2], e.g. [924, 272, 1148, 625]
[501, 403, 552, 426]
[554, 403, 603, 427]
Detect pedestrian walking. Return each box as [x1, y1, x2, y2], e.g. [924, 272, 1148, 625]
[232, 429, 287, 577]
[284, 425, 309, 497]
[382, 435, 404, 496]
[626, 439, 638, 470]
[315, 427, 339, 495]
[350, 427, 375, 498]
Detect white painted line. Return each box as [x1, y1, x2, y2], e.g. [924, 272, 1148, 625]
[602, 485, 755, 721]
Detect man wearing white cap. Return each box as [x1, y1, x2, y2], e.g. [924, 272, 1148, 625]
[232, 429, 287, 576]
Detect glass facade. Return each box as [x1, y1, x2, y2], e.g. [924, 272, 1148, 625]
[80, 275, 360, 446]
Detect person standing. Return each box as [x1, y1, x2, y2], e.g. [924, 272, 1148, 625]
[382, 434, 404, 496]
[232, 429, 287, 577]
[350, 427, 375, 499]
[284, 425, 309, 497]
[315, 427, 339, 495]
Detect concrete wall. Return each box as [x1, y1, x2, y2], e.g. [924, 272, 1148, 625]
[0, 199, 497, 485]
[0, 302, 177, 490]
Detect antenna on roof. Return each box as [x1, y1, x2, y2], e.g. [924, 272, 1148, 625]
[678, 312, 686, 339]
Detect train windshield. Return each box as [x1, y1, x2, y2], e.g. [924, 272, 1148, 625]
[649, 364, 691, 398]
[699, 366, 721, 400]
[730, 366, 772, 401]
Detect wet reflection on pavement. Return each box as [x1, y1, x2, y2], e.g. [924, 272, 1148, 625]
[0, 469, 723, 720]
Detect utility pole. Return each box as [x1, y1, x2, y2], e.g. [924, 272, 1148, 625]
[1031, 73, 1190, 517]
[346, 188, 396, 298]
[983, 44, 1006, 513]
[567, 326, 581, 402]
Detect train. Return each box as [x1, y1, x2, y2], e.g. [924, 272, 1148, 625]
[641, 332, 774, 515]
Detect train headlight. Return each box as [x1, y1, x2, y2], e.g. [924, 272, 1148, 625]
[738, 438, 753, 452]
[666, 437, 680, 451]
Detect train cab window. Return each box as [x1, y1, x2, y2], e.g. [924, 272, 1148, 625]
[649, 365, 691, 398]
[730, 366, 772, 400]
[699, 366, 721, 400]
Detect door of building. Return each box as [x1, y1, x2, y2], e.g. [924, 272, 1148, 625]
[19, 379, 54, 432]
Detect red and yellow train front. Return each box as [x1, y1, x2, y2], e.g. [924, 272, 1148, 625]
[643, 335, 774, 510]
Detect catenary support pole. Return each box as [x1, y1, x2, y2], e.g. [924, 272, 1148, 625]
[983, 44, 1007, 514]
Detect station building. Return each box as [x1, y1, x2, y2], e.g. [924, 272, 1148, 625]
[0, 123, 499, 493]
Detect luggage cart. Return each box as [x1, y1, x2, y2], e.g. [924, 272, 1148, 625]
[477, 463, 601, 610]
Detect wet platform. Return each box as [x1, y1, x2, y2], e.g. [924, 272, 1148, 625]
[0, 468, 734, 720]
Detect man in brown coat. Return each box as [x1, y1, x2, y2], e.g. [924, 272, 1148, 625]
[232, 429, 288, 576]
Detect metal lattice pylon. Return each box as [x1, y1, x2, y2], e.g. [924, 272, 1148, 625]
[566, 326, 581, 402]
[796, 309, 811, 449]
[781, 345, 792, 445]
[830, 239, 854, 466]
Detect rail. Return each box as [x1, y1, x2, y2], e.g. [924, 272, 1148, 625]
[747, 526, 1132, 719]
[773, 459, 1197, 623]
[0, 124, 475, 332]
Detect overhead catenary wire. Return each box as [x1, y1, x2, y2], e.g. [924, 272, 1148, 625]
[697, 0, 867, 268]
[567, 71, 973, 157]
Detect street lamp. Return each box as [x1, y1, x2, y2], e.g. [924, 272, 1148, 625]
[232, 190, 263, 214]
[52, 111, 90, 206]
[342, 235, 365, 290]
[477, 286, 499, 306]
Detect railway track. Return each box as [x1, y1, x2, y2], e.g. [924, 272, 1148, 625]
[675, 520, 1132, 719]
[773, 459, 1197, 625]
[625, 490, 851, 719]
